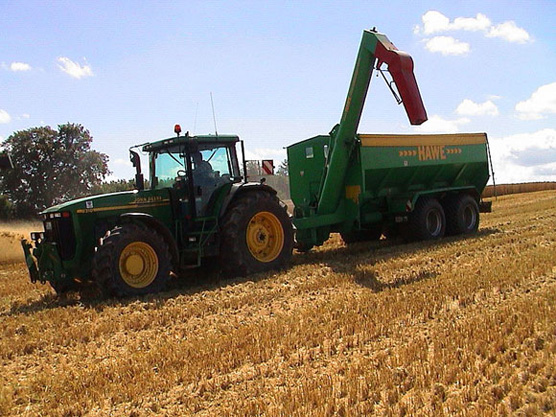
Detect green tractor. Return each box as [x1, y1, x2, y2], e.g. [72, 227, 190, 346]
[22, 127, 293, 297]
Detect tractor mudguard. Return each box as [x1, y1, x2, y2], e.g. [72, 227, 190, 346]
[218, 182, 279, 219]
[119, 213, 179, 268]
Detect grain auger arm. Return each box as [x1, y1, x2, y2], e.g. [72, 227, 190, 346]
[317, 28, 427, 215]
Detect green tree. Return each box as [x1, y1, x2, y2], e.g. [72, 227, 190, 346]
[91, 179, 136, 195]
[0, 195, 14, 220]
[0, 123, 110, 216]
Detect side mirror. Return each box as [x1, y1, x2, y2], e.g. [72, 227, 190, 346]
[129, 150, 144, 191]
[0, 152, 13, 170]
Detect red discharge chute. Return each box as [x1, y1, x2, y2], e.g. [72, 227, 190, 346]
[375, 41, 428, 126]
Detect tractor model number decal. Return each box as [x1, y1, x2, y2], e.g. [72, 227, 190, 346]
[398, 146, 463, 161]
[134, 196, 164, 204]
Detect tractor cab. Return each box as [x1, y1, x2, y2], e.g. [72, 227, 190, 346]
[135, 129, 242, 217]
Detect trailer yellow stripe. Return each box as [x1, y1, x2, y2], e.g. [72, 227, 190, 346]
[359, 133, 487, 147]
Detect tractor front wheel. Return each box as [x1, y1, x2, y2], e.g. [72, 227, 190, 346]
[220, 192, 293, 275]
[93, 223, 171, 297]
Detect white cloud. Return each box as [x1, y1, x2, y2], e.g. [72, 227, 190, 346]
[487, 94, 502, 101]
[113, 158, 132, 167]
[414, 115, 470, 133]
[9, 62, 32, 71]
[0, 109, 11, 124]
[489, 129, 556, 183]
[415, 11, 531, 45]
[418, 11, 492, 34]
[515, 82, 556, 120]
[57, 57, 94, 79]
[21, 113, 30, 119]
[419, 11, 450, 34]
[456, 99, 499, 116]
[452, 14, 492, 32]
[487, 21, 531, 44]
[245, 147, 286, 162]
[424, 36, 470, 56]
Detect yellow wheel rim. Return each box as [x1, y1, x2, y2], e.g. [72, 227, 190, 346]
[118, 242, 159, 288]
[246, 211, 284, 263]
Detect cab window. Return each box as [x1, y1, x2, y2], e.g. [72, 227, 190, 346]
[152, 149, 185, 189]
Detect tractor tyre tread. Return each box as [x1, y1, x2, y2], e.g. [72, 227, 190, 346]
[219, 192, 293, 276]
[92, 223, 171, 297]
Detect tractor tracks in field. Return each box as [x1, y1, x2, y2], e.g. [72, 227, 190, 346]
[86, 214, 556, 415]
[86, 246, 556, 416]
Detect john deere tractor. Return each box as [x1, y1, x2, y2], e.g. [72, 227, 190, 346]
[22, 127, 293, 296]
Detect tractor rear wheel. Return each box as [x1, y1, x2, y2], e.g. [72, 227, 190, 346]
[444, 194, 480, 236]
[220, 192, 293, 275]
[93, 223, 171, 297]
[406, 197, 446, 241]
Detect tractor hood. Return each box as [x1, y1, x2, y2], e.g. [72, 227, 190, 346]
[41, 190, 141, 215]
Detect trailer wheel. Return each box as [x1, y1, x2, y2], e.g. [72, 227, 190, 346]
[220, 192, 293, 275]
[445, 194, 479, 236]
[341, 227, 382, 244]
[92, 223, 171, 297]
[407, 197, 446, 241]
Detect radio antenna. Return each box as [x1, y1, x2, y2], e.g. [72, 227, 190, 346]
[210, 92, 218, 136]
[193, 101, 199, 135]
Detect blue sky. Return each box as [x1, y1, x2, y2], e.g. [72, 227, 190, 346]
[1, 1, 555, 184]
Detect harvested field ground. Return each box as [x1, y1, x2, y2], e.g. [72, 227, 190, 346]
[1, 191, 555, 416]
[0, 221, 42, 265]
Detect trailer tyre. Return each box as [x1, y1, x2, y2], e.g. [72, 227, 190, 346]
[220, 192, 293, 275]
[407, 197, 446, 241]
[93, 223, 171, 297]
[445, 194, 479, 236]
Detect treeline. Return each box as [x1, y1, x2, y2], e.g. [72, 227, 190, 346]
[482, 182, 556, 198]
[0, 179, 136, 220]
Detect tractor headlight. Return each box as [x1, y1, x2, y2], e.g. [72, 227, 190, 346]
[30, 232, 45, 241]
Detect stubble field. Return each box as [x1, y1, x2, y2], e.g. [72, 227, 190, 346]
[0, 191, 555, 416]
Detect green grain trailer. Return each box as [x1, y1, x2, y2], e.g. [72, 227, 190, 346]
[287, 29, 491, 250]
